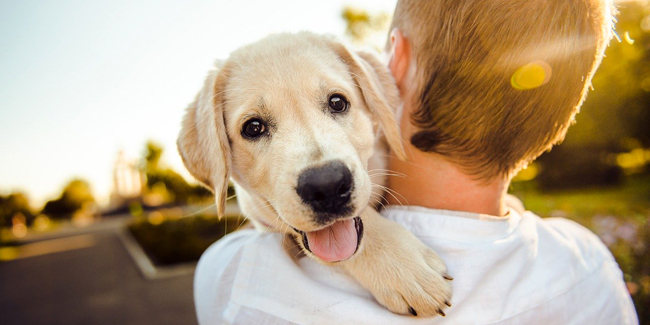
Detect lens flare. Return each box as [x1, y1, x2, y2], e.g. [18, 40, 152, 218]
[511, 61, 552, 90]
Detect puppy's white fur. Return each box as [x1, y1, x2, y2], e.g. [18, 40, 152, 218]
[178, 32, 451, 316]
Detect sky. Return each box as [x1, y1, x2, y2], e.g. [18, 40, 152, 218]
[0, 0, 398, 207]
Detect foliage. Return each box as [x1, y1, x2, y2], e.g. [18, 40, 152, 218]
[341, 6, 391, 49]
[144, 140, 164, 171]
[41, 179, 95, 219]
[563, 2, 650, 149]
[141, 141, 212, 205]
[0, 192, 34, 228]
[128, 213, 246, 266]
[536, 144, 623, 190]
[533, 2, 650, 186]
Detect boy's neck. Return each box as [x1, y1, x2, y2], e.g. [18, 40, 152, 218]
[385, 63, 510, 216]
[386, 146, 510, 217]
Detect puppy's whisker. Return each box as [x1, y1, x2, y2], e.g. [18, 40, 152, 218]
[369, 173, 405, 179]
[286, 241, 303, 252]
[236, 215, 249, 231]
[368, 188, 390, 211]
[268, 209, 293, 235]
[182, 203, 217, 218]
[293, 248, 307, 259]
[368, 171, 402, 176]
[280, 219, 291, 234]
[368, 169, 404, 175]
[368, 195, 381, 207]
[373, 183, 407, 206]
[368, 168, 405, 174]
[369, 194, 383, 203]
[378, 183, 407, 202]
[384, 187, 408, 206]
[245, 200, 269, 218]
[245, 200, 277, 229]
[368, 168, 407, 178]
[371, 195, 388, 211]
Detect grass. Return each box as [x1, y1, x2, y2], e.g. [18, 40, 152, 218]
[510, 173, 650, 227]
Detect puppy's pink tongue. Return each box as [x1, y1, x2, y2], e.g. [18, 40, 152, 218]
[305, 218, 357, 262]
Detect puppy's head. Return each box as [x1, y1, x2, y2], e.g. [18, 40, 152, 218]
[178, 33, 404, 262]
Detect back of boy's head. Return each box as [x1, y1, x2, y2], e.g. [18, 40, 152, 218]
[390, 0, 615, 180]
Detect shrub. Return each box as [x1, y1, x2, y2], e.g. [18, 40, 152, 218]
[128, 214, 246, 266]
[536, 145, 622, 190]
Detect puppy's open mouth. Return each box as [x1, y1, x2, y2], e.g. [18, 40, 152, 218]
[294, 216, 363, 262]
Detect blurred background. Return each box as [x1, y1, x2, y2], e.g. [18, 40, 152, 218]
[1, 0, 649, 324]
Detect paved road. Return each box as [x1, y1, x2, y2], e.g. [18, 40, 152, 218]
[0, 231, 197, 325]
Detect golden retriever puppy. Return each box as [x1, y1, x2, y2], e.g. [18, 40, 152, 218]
[178, 32, 452, 316]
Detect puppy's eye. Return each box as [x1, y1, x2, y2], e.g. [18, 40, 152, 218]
[242, 118, 266, 139]
[328, 94, 349, 113]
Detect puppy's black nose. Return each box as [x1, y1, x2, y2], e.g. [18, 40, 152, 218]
[296, 161, 353, 215]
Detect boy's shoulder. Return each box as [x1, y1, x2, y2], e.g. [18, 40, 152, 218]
[534, 214, 618, 267]
[507, 193, 617, 269]
[519, 214, 638, 324]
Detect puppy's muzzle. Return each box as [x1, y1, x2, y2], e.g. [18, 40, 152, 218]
[296, 160, 354, 219]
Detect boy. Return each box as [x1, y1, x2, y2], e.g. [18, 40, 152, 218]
[194, 0, 638, 323]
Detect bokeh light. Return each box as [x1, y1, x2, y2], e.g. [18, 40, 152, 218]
[511, 61, 552, 90]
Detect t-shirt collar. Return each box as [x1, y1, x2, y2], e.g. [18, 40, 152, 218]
[381, 205, 523, 242]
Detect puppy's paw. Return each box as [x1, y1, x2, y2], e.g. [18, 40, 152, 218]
[369, 245, 453, 317]
[341, 209, 453, 317]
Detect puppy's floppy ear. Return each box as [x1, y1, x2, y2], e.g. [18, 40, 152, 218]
[177, 61, 232, 217]
[328, 41, 406, 160]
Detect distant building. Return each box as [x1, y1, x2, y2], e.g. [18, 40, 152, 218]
[109, 150, 144, 209]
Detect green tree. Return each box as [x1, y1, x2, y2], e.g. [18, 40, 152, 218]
[535, 3, 650, 187]
[0, 192, 34, 228]
[145, 141, 164, 171]
[142, 141, 212, 205]
[563, 2, 650, 149]
[341, 6, 391, 49]
[41, 179, 95, 219]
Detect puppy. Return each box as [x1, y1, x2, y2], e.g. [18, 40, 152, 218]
[178, 32, 452, 316]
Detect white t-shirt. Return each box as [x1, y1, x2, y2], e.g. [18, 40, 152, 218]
[194, 205, 638, 325]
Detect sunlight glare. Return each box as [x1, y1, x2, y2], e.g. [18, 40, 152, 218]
[510, 61, 552, 90]
[642, 15, 650, 32]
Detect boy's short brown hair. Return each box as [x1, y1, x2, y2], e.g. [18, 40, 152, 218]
[390, 0, 615, 179]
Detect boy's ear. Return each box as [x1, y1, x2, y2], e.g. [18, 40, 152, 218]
[387, 28, 411, 93]
[177, 61, 232, 218]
